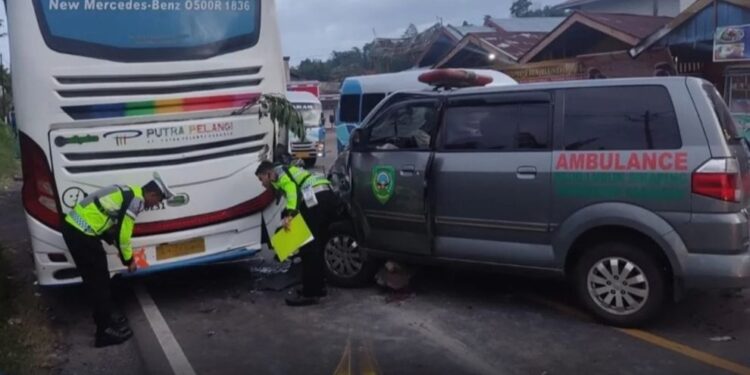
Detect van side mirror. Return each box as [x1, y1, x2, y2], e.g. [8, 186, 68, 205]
[350, 128, 365, 151]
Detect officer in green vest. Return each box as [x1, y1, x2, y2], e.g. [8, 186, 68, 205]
[255, 161, 339, 306]
[61, 174, 173, 348]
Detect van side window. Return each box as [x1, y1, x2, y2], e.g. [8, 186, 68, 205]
[564, 86, 681, 151]
[441, 103, 550, 151]
[339, 94, 361, 123]
[367, 100, 439, 150]
[702, 83, 742, 141]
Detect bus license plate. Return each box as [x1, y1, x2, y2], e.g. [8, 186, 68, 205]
[156, 238, 206, 261]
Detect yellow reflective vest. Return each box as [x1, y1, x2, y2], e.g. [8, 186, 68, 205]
[65, 185, 144, 263]
[271, 165, 330, 215]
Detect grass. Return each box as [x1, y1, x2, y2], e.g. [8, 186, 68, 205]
[0, 125, 19, 187]
[0, 247, 58, 375]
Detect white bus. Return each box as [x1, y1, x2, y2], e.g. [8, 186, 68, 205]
[335, 69, 517, 153]
[8, 0, 286, 285]
[286, 91, 325, 168]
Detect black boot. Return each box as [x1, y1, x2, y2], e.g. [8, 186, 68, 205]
[285, 289, 320, 306]
[95, 326, 133, 348]
[110, 313, 128, 329]
[292, 287, 327, 298]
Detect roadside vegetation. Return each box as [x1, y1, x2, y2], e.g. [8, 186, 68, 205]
[0, 124, 18, 188]
[0, 246, 59, 375]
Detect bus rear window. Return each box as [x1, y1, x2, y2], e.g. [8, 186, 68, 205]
[339, 94, 361, 123]
[33, 0, 260, 62]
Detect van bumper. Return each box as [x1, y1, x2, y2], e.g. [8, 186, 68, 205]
[682, 252, 750, 289]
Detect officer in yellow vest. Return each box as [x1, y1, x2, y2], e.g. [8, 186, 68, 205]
[62, 175, 173, 347]
[255, 161, 339, 306]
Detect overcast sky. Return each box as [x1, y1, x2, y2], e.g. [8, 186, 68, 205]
[0, 0, 561, 67]
[277, 0, 559, 65]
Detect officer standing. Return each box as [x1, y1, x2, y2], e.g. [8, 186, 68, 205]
[255, 161, 338, 306]
[62, 175, 173, 347]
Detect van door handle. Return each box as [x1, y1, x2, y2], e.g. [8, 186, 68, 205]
[516, 166, 537, 180]
[400, 165, 417, 177]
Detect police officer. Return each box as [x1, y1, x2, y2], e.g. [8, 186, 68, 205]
[255, 161, 338, 306]
[62, 175, 173, 347]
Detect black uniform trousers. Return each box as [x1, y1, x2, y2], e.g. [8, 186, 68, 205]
[61, 221, 116, 330]
[297, 190, 339, 296]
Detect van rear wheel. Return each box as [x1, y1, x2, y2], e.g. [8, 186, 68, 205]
[574, 242, 667, 327]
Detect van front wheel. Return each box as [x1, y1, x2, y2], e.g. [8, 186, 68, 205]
[324, 221, 377, 287]
[574, 242, 667, 327]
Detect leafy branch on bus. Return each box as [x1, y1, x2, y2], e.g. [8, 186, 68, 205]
[260, 94, 306, 142]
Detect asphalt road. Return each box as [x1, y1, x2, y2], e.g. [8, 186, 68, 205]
[2, 129, 750, 375]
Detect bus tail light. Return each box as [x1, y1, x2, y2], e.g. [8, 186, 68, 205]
[20, 133, 62, 230]
[692, 158, 741, 203]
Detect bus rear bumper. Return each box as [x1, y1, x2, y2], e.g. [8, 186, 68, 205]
[28, 200, 283, 286]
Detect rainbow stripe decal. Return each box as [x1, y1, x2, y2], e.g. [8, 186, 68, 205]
[62, 93, 261, 120]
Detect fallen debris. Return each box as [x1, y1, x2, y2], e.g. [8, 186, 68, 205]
[709, 336, 735, 342]
[375, 261, 415, 291]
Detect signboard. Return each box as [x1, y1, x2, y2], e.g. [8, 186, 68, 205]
[714, 25, 750, 62]
[502, 60, 583, 83]
[287, 81, 321, 98]
[502, 50, 675, 84]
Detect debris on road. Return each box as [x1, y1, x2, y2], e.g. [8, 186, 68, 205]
[709, 336, 735, 342]
[249, 260, 292, 275]
[207, 330, 216, 338]
[7, 318, 22, 326]
[199, 306, 217, 314]
[251, 259, 301, 292]
[375, 261, 414, 291]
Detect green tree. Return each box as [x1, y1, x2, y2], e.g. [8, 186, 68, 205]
[510, 0, 566, 17]
[510, 0, 533, 17]
[292, 58, 332, 81]
[402, 23, 418, 39]
[0, 19, 10, 123]
[525, 6, 567, 17]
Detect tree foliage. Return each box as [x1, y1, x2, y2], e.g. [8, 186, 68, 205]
[510, 0, 567, 17]
[510, 0, 533, 17]
[259, 94, 305, 142]
[291, 22, 425, 81]
[0, 19, 10, 122]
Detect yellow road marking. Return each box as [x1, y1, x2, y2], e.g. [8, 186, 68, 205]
[333, 338, 352, 375]
[357, 340, 381, 375]
[526, 296, 750, 375]
[333, 336, 381, 375]
[618, 329, 750, 375]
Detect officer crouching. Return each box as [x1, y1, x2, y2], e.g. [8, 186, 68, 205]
[255, 161, 338, 306]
